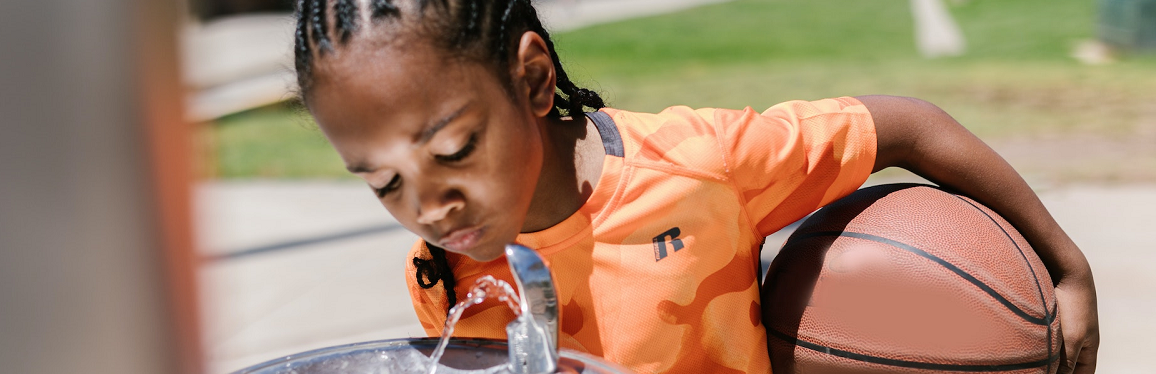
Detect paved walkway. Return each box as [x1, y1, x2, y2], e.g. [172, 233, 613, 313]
[197, 178, 1156, 374]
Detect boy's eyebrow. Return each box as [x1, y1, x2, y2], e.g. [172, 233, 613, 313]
[346, 104, 472, 174]
[416, 103, 470, 144]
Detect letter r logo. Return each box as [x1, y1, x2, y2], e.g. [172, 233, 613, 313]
[652, 227, 684, 261]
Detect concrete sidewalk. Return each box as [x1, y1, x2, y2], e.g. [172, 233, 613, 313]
[196, 179, 1156, 374]
[196, 181, 424, 373]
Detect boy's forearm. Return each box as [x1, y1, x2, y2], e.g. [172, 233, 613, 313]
[857, 95, 1091, 283]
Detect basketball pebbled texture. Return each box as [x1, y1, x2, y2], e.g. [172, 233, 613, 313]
[762, 184, 1062, 374]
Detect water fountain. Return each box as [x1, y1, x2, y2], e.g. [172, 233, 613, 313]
[232, 244, 633, 374]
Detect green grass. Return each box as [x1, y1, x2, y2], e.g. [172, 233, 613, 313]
[206, 0, 1156, 179]
[207, 103, 352, 179]
[555, 0, 1156, 137]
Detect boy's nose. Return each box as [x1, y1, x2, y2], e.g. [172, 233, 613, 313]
[415, 189, 465, 226]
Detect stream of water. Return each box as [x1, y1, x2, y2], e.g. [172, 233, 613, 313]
[426, 276, 522, 374]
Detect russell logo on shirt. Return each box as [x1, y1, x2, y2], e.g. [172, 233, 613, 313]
[653, 227, 684, 261]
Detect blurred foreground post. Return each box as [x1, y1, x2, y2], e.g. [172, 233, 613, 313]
[0, 0, 202, 373]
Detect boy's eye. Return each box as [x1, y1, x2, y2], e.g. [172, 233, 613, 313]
[435, 133, 478, 163]
[374, 175, 401, 198]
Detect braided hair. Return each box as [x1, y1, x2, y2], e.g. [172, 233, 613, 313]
[294, 0, 605, 117]
[294, 0, 605, 315]
[413, 242, 458, 312]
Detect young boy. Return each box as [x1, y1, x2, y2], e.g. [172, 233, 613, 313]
[290, 1, 1098, 373]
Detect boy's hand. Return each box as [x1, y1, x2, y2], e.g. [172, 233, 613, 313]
[857, 95, 1100, 373]
[1056, 272, 1099, 374]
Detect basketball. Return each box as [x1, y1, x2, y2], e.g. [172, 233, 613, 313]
[762, 184, 1062, 374]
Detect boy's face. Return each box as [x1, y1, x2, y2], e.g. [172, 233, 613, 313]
[306, 42, 545, 262]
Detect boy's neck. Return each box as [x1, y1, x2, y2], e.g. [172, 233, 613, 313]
[520, 114, 605, 234]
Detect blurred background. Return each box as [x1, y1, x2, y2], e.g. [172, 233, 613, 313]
[3, 0, 1155, 373]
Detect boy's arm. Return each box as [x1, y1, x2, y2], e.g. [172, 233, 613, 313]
[857, 95, 1099, 374]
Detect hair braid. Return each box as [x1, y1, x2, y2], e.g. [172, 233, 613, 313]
[294, 0, 314, 90]
[457, 0, 481, 48]
[370, 0, 400, 19]
[334, 0, 359, 43]
[493, 0, 517, 59]
[413, 243, 458, 314]
[309, 0, 333, 53]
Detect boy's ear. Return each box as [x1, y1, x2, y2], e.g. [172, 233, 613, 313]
[513, 31, 556, 118]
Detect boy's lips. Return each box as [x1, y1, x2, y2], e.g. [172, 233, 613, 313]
[438, 225, 485, 252]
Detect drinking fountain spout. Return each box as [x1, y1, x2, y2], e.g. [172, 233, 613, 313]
[504, 244, 559, 374]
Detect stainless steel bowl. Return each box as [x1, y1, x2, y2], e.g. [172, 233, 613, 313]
[232, 338, 633, 374]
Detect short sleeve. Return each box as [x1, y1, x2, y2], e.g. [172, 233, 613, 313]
[405, 241, 449, 336]
[716, 97, 877, 237]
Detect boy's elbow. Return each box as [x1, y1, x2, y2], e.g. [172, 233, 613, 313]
[857, 95, 947, 123]
[857, 95, 966, 171]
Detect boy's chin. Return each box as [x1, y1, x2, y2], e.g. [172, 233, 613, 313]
[456, 243, 506, 263]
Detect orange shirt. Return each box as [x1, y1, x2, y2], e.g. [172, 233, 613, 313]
[406, 97, 877, 374]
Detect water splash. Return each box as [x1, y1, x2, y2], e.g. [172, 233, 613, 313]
[427, 276, 521, 374]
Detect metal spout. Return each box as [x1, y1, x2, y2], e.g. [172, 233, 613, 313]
[504, 244, 559, 374]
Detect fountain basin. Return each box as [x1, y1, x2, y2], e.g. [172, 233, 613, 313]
[232, 338, 633, 374]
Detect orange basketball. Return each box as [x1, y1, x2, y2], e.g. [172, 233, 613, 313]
[762, 184, 1061, 374]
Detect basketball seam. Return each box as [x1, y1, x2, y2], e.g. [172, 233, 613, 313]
[949, 196, 1053, 320]
[768, 328, 1062, 372]
[949, 194, 1057, 373]
[786, 231, 1050, 326]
